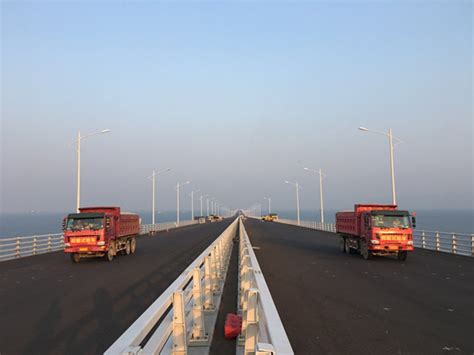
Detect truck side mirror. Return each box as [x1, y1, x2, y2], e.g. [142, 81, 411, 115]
[62, 218, 67, 232]
[411, 216, 416, 228]
[105, 217, 111, 230]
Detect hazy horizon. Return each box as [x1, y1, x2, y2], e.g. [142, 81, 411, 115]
[2, 1, 473, 214]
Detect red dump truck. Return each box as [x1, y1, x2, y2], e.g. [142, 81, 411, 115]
[63, 207, 140, 263]
[336, 204, 415, 260]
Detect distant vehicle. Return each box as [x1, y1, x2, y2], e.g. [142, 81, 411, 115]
[208, 215, 223, 222]
[261, 214, 279, 222]
[336, 204, 415, 261]
[63, 207, 140, 263]
[194, 216, 207, 224]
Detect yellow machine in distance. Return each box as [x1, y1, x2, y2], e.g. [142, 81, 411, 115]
[261, 214, 279, 222]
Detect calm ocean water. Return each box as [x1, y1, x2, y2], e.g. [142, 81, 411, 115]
[0, 209, 472, 238]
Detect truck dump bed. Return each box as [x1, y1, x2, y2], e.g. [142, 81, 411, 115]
[118, 213, 140, 237]
[335, 211, 358, 236]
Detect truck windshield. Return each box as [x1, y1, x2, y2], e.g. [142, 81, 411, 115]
[372, 215, 411, 229]
[67, 218, 104, 231]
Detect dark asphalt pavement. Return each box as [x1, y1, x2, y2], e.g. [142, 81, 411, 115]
[0, 220, 232, 355]
[244, 219, 474, 355]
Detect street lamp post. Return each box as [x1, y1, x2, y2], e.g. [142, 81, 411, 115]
[304, 167, 326, 223]
[199, 194, 208, 217]
[176, 181, 190, 226]
[264, 197, 272, 214]
[75, 129, 110, 212]
[189, 189, 200, 221]
[206, 197, 210, 216]
[359, 127, 402, 205]
[285, 181, 301, 225]
[149, 168, 171, 225]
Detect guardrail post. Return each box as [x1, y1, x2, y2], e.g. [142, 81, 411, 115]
[244, 288, 259, 355]
[452, 234, 457, 254]
[421, 232, 426, 249]
[435, 232, 440, 251]
[48, 235, 52, 252]
[33, 236, 37, 255]
[189, 268, 208, 344]
[215, 245, 222, 280]
[471, 235, 474, 257]
[16, 238, 20, 258]
[172, 291, 187, 355]
[210, 249, 220, 294]
[203, 256, 215, 311]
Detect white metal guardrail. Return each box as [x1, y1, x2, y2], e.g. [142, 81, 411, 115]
[105, 217, 239, 355]
[238, 219, 294, 355]
[414, 230, 473, 257]
[276, 218, 336, 233]
[0, 220, 200, 262]
[140, 220, 199, 234]
[0, 233, 64, 261]
[274, 218, 473, 257]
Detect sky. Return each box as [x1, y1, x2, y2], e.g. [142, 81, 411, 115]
[1, 1, 473, 214]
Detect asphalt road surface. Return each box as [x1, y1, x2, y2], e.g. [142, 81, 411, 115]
[0, 219, 233, 355]
[244, 219, 474, 355]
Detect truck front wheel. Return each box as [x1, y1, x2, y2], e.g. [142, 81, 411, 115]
[105, 247, 114, 262]
[361, 242, 372, 260]
[130, 238, 137, 254]
[397, 251, 408, 261]
[71, 253, 81, 263]
[125, 240, 131, 255]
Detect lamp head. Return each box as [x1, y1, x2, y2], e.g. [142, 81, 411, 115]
[101, 129, 111, 134]
[358, 127, 369, 131]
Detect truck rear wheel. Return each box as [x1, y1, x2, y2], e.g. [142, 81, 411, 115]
[361, 242, 372, 260]
[130, 238, 137, 254]
[340, 237, 346, 253]
[71, 253, 81, 263]
[125, 240, 131, 255]
[397, 251, 408, 261]
[345, 239, 353, 254]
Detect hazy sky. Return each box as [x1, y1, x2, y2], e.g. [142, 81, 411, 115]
[1, 1, 472, 214]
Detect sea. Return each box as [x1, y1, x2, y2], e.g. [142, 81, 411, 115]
[0, 209, 472, 238]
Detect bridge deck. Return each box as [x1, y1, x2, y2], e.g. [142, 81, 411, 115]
[244, 219, 474, 355]
[0, 220, 232, 355]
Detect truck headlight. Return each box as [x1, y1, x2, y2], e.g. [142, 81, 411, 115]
[65, 243, 70, 247]
[97, 241, 105, 246]
[371, 240, 380, 244]
[407, 240, 413, 245]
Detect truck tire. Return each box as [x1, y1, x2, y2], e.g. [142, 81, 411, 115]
[340, 237, 346, 253]
[125, 240, 131, 255]
[361, 242, 372, 260]
[71, 253, 81, 263]
[105, 246, 114, 262]
[345, 239, 353, 254]
[130, 238, 137, 254]
[397, 251, 408, 261]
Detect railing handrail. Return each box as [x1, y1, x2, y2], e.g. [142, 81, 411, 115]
[0, 233, 64, 242]
[414, 230, 472, 236]
[239, 218, 294, 354]
[105, 217, 239, 354]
